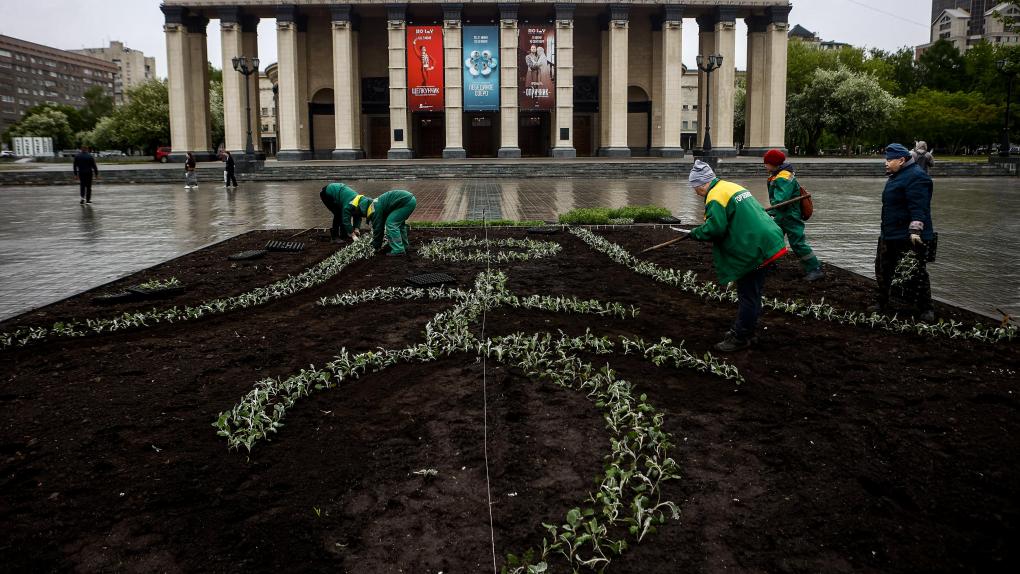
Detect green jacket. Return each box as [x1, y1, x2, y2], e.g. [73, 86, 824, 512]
[690, 179, 788, 284]
[322, 183, 365, 237]
[767, 165, 803, 223]
[366, 190, 416, 248]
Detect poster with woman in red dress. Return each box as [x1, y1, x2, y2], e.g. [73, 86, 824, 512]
[407, 26, 444, 111]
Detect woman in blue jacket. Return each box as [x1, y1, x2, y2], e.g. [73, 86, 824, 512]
[874, 143, 936, 322]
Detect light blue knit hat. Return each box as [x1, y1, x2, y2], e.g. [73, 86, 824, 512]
[688, 160, 716, 188]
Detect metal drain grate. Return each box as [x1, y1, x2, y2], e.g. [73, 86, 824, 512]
[406, 272, 457, 287]
[228, 249, 268, 261]
[265, 240, 305, 252]
[658, 216, 683, 224]
[526, 226, 560, 235]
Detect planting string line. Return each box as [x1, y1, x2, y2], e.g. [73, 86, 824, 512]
[480, 208, 498, 574]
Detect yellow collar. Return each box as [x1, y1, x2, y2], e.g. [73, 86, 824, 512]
[366, 203, 375, 220]
[351, 194, 365, 207]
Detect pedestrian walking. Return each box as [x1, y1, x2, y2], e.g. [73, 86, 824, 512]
[763, 149, 824, 281]
[911, 141, 935, 174]
[360, 189, 417, 257]
[319, 182, 366, 243]
[185, 151, 198, 189]
[873, 143, 936, 322]
[72, 145, 98, 204]
[223, 151, 238, 188]
[685, 160, 788, 352]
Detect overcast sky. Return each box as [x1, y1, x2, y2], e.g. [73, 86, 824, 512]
[0, 0, 934, 77]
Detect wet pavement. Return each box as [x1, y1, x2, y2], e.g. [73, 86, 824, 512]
[0, 177, 1017, 321]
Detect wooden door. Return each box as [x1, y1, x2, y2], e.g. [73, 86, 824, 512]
[573, 115, 593, 157]
[414, 114, 445, 158]
[368, 116, 390, 159]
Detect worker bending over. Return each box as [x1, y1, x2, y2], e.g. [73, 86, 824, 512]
[320, 182, 368, 243]
[686, 160, 788, 352]
[361, 189, 418, 256]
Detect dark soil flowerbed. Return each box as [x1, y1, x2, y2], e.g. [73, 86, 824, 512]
[1, 227, 1018, 573]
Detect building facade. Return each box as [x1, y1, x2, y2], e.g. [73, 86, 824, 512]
[0, 35, 118, 136]
[72, 41, 157, 104]
[161, 0, 791, 161]
[259, 70, 278, 155]
[921, 2, 1019, 55]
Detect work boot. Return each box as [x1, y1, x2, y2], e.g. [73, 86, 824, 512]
[714, 331, 751, 353]
[80, 199, 85, 204]
[804, 268, 825, 282]
[919, 310, 935, 323]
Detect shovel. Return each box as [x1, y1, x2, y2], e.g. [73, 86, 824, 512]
[641, 227, 691, 254]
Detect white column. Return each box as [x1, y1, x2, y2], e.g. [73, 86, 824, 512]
[220, 9, 244, 154]
[497, 3, 520, 158]
[162, 6, 191, 160]
[598, 4, 629, 157]
[712, 8, 737, 154]
[743, 15, 768, 153]
[331, 5, 363, 159]
[276, 6, 311, 160]
[764, 6, 791, 151]
[387, 4, 412, 159]
[242, 19, 262, 154]
[185, 16, 212, 157]
[652, 5, 684, 157]
[552, 3, 576, 158]
[442, 4, 466, 158]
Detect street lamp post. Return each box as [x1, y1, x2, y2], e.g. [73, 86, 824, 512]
[696, 53, 723, 156]
[997, 58, 1015, 158]
[231, 55, 260, 170]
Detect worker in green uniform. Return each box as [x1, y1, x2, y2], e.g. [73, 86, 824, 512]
[686, 160, 789, 352]
[320, 182, 369, 243]
[359, 189, 417, 256]
[763, 149, 824, 281]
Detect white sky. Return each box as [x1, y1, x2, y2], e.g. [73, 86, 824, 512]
[0, 0, 934, 77]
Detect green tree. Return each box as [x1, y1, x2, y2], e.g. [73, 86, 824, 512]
[895, 89, 1003, 154]
[82, 79, 170, 154]
[917, 39, 965, 92]
[210, 78, 224, 150]
[733, 78, 746, 147]
[81, 86, 114, 128]
[7, 107, 74, 149]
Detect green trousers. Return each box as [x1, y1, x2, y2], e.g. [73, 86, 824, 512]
[777, 216, 820, 272]
[384, 197, 416, 254]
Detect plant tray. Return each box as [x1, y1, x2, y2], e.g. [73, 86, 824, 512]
[93, 291, 143, 305]
[526, 227, 560, 235]
[658, 216, 683, 224]
[265, 240, 305, 253]
[228, 249, 268, 261]
[406, 273, 458, 287]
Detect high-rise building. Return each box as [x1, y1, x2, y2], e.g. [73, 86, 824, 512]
[932, 0, 970, 23]
[921, 1, 1019, 55]
[72, 41, 156, 105]
[930, 1, 990, 37]
[0, 35, 117, 136]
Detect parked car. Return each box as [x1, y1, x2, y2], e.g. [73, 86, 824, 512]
[154, 146, 172, 163]
[0, 150, 15, 158]
[98, 150, 126, 158]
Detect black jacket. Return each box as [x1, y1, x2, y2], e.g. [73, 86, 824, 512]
[881, 161, 935, 241]
[225, 154, 235, 171]
[73, 152, 98, 178]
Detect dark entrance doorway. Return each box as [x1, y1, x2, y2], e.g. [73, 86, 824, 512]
[573, 114, 594, 157]
[367, 116, 390, 159]
[465, 113, 498, 157]
[413, 113, 445, 158]
[519, 112, 550, 157]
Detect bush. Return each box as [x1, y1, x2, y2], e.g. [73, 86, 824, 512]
[558, 205, 672, 225]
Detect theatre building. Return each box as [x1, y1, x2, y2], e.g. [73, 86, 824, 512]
[161, 0, 791, 161]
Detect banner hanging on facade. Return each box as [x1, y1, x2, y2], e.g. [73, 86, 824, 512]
[519, 26, 555, 110]
[462, 26, 500, 111]
[407, 26, 444, 111]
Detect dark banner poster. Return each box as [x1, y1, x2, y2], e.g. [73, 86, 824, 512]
[519, 26, 555, 110]
[463, 26, 500, 111]
[407, 26, 444, 111]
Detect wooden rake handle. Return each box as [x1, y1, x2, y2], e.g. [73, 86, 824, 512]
[640, 234, 690, 254]
[766, 192, 812, 212]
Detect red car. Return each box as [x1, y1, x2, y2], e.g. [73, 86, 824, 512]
[154, 146, 172, 163]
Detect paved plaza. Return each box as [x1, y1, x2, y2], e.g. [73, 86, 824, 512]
[0, 176, 1017, 321]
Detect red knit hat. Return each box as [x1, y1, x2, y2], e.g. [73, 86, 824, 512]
[763, 149, 786, 166]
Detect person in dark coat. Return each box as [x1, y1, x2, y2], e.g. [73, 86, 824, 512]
[72, 145, 98, 204]
[873, 143, 936, 322]
[185, 152, 198, 189]
[222, 151, 238, 188]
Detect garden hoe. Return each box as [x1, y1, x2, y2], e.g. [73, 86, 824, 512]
[766, 192, 812, 212]
[641, 227, 691, 254]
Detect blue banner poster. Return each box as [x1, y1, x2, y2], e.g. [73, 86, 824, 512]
[463, 26, 500, 111]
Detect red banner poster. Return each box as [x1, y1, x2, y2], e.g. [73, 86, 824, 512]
[407, 26, 444, 111]
[519, 26, 555, 110]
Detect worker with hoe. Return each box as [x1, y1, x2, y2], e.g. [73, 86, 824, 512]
[356, 189, 418, 256]
[763, 149, 824, 281]
[873, 143, 936, 323]
[683, 160, 788, 352]
[319, 182, 368, 243]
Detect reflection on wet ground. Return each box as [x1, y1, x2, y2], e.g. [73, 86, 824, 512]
[0, 177, 1016, 320]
